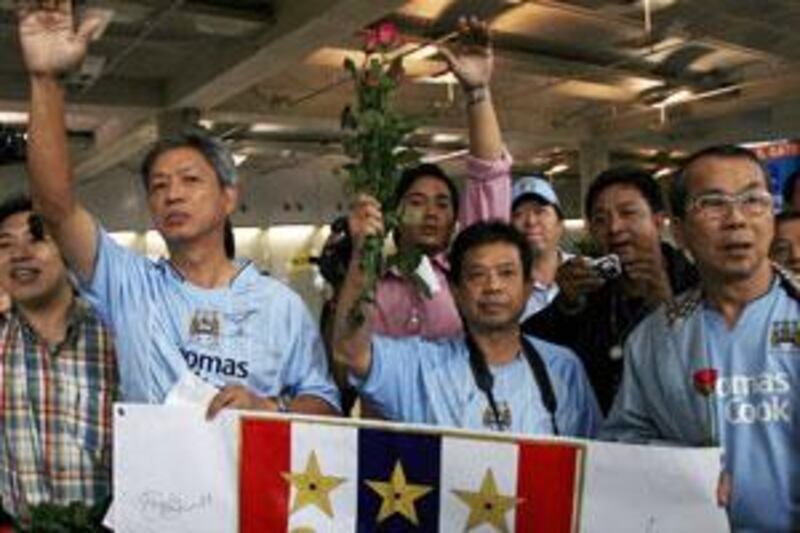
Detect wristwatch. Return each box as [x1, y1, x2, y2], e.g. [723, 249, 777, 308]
[465, 86, 489, 106]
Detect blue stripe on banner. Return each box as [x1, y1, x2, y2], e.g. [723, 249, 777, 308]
[357, 427, 441, 533]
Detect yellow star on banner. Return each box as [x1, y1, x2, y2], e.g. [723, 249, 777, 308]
[365, 461, 433, 526]
[452, 468, 521, 533]
[282, 451, 346, 518]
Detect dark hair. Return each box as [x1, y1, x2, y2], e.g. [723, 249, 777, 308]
[140, 130, 237, 190]
[391, 163, 459, 216]
[671, 144, 769, 219]
[781, 169, 800, 208]
[448, 221, 532, 285]
[314, 216, 352, 289]
[775, 210, 800, 226]
[585, 167, 664, 218]
[0, 194, 33, 227]
[223, 219, 235, 259]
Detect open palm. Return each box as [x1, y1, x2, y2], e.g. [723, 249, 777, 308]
[17, 1, 100, 76]
[439, 17, 494, 90]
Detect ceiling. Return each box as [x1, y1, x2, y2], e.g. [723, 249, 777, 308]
[2, 0, 800, 226]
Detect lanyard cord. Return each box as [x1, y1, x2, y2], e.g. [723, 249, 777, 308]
[465, 332, 559, 435]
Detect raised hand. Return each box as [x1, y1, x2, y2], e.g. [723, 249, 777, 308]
[347, 193, 384, 255]
[621, 239, 672, 304]
[16, 0, 104, 76]
[438, 16, 494, 91]
[555, 257, 606, 307]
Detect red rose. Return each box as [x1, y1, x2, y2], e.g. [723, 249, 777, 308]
[362, 21, 400, 53]
[363, 28, 379, 53]
[376, 21, 399, 47]
[693, 368, 718, 396]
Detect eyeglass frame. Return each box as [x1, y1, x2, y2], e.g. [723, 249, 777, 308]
[685, 189, 774, 220]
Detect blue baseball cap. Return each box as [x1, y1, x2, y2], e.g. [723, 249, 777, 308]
[512, 176, 562, 217]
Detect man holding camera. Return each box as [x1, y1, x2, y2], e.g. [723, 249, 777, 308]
[523, 168, 697, 413]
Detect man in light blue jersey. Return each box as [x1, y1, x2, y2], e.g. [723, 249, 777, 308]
[17, 2, 339, 417]
[334, 201, 600, 437]
[603, 145, 799, 530]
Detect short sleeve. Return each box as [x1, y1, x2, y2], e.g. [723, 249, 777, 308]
[276, 291, 341, 412]
[350, 335, 429, 421]
[76, 224, 152, 328]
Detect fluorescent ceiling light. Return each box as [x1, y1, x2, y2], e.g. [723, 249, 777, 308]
[547, 163, 569, 175]
[654, 167, 675, 179]
[565, 219, 585, 231]
[0, 112, 29, 124]
[431, 133, 463, 144]
[250, 123, 289, 133]
[651, 89, 693, 108]
[418, 72, 458, 85]
[405, 44, 440, 62]
[422, 149, 469, 164]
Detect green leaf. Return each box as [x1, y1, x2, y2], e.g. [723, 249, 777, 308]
[393, 148, 422, 168]
[343, 56, 358, 79]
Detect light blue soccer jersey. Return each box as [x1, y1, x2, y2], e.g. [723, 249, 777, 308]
[603, 274, 800, 531]
[78, 226, 339, 409]
[354, 334, 600, 437]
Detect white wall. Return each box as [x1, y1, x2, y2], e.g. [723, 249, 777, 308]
[110, 225, 334, 318]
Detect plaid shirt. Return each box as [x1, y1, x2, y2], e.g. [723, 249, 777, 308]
[0, 297, 117, 519]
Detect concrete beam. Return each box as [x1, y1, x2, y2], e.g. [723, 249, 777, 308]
[74, 118, 159, 181]
[0, 73, 164, 110]
[169, 0, 407, 109]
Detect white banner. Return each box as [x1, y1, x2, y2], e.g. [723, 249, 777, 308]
[111, 404, 728, 533]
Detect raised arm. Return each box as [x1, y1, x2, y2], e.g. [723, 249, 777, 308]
[440, 16, 502, 160]
[19, 1, 104, 281]
[332, 194, 384, 378]
[440, 17, 511, 226]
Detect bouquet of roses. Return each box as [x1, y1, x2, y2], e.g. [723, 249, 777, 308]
[340, 21, 425, 326]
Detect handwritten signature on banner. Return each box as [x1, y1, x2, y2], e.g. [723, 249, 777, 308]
[137, 491, 213, 521]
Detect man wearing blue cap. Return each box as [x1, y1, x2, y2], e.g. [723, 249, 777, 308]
[510, 176, 572, 321]
[17, 1, 340, 417]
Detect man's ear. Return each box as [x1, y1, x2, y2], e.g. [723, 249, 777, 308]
[652, 211, 667, 232]
[223, 184, 240, 216]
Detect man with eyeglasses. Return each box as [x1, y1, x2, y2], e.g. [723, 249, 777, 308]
[522, 168, 698, 413]
[603, 145, 799, 531]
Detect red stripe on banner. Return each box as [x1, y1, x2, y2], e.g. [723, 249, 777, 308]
[240, 418, 291, 533]
[515, 442, 582, 533]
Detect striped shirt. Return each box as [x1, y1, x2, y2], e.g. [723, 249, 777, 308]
[0, 298, 117, 520]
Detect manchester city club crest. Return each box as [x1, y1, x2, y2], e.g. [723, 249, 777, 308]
[189, 310, 222, 346]
[769, 320, 800, 352]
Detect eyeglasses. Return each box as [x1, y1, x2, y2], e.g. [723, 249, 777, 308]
[687, 190, 773, 219]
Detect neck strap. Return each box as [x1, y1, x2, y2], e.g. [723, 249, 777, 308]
[465, 332, 559, 434]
